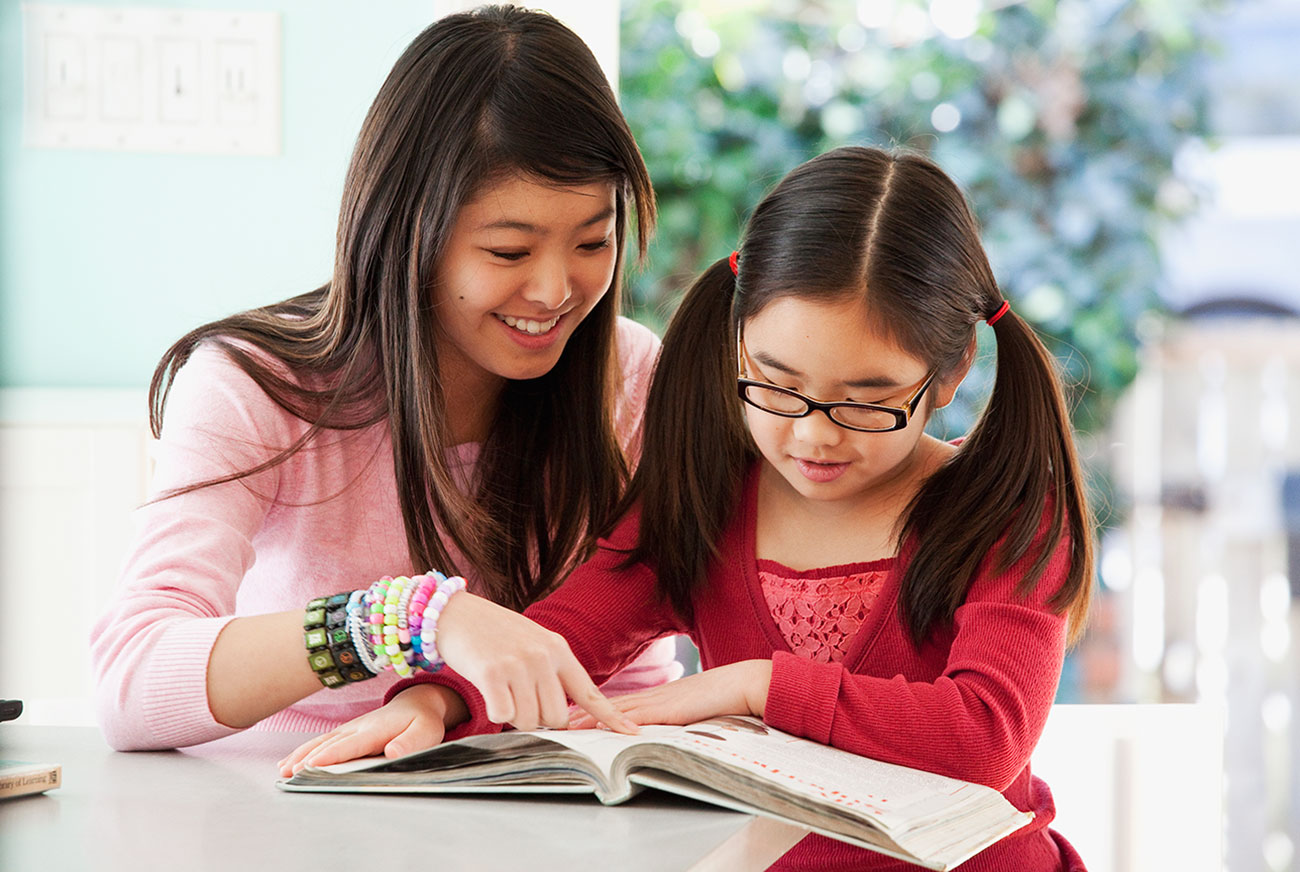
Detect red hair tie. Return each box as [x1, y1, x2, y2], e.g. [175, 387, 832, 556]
[728, 250, 739, 276]
[986, 300, 1010, 326]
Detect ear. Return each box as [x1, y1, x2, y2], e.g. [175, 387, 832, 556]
[930, 336, 977, 410]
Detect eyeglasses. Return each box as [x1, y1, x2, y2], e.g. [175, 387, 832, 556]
[736, 332, 938, 433]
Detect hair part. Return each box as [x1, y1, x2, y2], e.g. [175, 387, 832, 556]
[628, 145, 1092, 642]
[150, 5, 656, 611]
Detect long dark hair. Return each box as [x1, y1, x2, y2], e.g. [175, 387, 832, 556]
[148, 5, 656, 611]
[628, 146, 1091, 644]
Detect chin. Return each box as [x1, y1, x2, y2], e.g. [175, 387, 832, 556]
[499, 353, 566, 383]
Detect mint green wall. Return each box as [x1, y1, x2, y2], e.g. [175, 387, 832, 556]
[0, 1, 438, 387]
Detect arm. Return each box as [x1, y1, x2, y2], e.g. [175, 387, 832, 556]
[89, 346, 321, 749]
[205, 610, 325, 728]
[764, 534, 1072, 789]
[409, 513, 686, 725]
[280, 510, 687, 771]
[581, 518, 1073, 789]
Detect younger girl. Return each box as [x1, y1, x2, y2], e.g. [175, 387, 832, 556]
[284, 146, 1093, 871]
[89, 5, 679, 751]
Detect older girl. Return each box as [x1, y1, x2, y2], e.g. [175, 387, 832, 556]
[90, 5, 679, 751]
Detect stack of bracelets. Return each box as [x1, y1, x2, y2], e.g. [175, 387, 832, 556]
[302, 571, 467, 689]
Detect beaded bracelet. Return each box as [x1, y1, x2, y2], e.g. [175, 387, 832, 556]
[303, 594, 348, 689]
[311, 571, 468, 682]
[367, 576, 392, 656]
[418, 574, 467, 673]
[406, 572, 443, 671]
[325, 592, 372, 684]
[382, 576, 414, 678]
[346, 588, 386, 677]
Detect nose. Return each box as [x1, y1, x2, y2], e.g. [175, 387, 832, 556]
[790, 408, 845, 447]
[520, 254, 572, 310]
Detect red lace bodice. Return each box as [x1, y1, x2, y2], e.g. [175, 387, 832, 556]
[757, 558, 892, 663]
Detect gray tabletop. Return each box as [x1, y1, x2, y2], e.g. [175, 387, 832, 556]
[0, 725, 769, 872]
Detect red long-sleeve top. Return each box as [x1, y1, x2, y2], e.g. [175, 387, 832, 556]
[393, 463, 1086, 871]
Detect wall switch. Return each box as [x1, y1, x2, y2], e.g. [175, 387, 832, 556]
[99, 36, 143, 122]
[42, 31, 89, 121]
[23, 5, 281, 155]
[216, 39, 259, 126]
[158, 37, 202, 123]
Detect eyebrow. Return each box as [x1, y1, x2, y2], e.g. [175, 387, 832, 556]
[475, 207, 616, 234]
[750, 350, 901, 390]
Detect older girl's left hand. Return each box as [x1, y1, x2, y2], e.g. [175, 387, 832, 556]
[569, 659, 772, 730]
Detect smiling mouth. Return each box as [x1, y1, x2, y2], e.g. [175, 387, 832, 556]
[494, 313, 561, 335]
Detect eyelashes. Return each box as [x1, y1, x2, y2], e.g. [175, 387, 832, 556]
[485, 238, 612, 262]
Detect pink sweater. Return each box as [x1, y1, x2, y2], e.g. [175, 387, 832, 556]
[90, 318, 681, 751]
[396, 463, 1085, 871]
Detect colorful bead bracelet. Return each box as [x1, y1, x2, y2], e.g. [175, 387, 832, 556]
[303, 570, 467, 689]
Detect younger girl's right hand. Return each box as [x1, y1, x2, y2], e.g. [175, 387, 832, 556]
[276, 683, 466, 777]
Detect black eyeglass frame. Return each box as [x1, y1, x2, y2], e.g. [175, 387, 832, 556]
[736, 331, 939, 434]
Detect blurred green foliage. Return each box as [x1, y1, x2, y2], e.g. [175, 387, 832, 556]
[619, 0, 1218, 436]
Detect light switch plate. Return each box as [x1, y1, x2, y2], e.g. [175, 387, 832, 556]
[22, 4, 281, 155]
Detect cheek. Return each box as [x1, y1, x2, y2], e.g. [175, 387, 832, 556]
[578, 253, 617, 295]
[743, 408, 784, 448]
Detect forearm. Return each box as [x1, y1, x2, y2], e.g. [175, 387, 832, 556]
[765, 651, 1059, 788]
[207, 610, 324, 728]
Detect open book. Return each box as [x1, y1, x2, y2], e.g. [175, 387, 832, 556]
[279, 716, 1031, 870]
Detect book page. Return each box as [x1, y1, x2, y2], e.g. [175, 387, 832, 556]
[639, 717, 999, 831]
[311, 732, 575, 775]
[286, 728, 681, 803]
[523, 725, 683, 777]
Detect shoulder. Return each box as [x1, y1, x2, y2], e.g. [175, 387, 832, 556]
[614, 316, 661, 380]
[611, 318, 662, 457]
[161, 339, 301, 445]
[966, 497, 1080, 611]
[597, 503, 644, 552]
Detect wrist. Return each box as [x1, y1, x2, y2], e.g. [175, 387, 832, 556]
[399, 683, 469, 731]
[434, 684, 470, 730]
[744, 659, 773, 719]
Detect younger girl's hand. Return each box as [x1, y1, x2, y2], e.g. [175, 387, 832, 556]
[276, 683, 466, 777]
[569, 660, 773, 730]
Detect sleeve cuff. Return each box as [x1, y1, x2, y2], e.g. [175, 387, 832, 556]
[384, 670, 500, 740]
[763, 651, 843, 745]
[138, 615, 241, 748]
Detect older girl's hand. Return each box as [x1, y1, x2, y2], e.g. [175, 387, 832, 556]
[568, 660, 773, 730]
[434, 592, 639, 734]
[276, 683, 465, 777]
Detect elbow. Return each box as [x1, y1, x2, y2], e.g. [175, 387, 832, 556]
[943, 716, 1035, 791]
[94, 702, 151, 752]
[952, 746, 1028, 791]
[92, 681, 158, 752]
[90, 639, 149, 751]
[90, 653, 181, 752]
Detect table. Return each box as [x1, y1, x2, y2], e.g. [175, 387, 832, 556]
[0, 726, 805, 872]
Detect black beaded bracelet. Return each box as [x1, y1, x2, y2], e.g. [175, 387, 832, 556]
[303, 593, 368, 689]
[325, 596, 372, 684]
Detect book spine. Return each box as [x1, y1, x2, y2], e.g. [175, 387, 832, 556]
[0, 766, 62, 799]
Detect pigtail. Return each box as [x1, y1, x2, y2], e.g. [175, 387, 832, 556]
[619, 258, 757, 622]
[900, 308, 1094, 645]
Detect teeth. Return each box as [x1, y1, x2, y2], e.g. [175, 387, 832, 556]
[499, 314, 559, 334]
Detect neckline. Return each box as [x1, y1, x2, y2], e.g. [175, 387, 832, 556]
[739, 462, 901, 667]
[756, 556, 896, 580]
